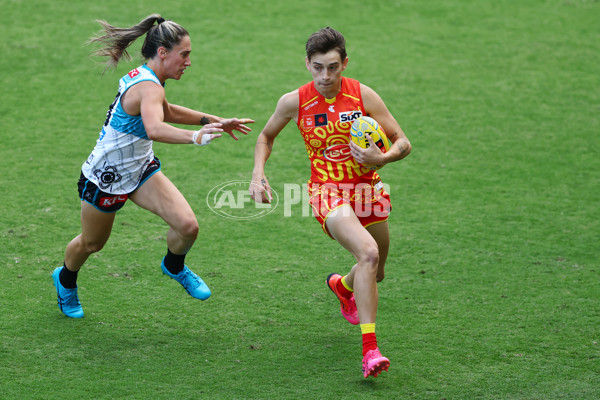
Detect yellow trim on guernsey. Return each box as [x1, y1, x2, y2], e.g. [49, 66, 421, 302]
[342, 93, 360, 102]
[301, 96, 319, 108]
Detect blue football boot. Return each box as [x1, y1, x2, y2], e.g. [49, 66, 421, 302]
[52, 266, 84, 318]
[161, 258, 211, 300]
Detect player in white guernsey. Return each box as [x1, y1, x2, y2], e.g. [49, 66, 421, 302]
[52, 14, 254, 318]
[81, 64, 164, 194]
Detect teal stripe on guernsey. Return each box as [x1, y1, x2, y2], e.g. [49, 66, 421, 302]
[109, 64, 163, 139]
[110, 103, 148, 138]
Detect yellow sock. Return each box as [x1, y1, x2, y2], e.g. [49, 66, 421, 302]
[341, 276, 353, 292]
[360, 323, 376, 335]
[361, 323, 378, 355]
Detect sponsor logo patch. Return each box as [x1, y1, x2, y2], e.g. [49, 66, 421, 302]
[99, 195, 128, 207]
[323, 144, 352, 163]
[304, 115, 314, 128]
[339, 110, 363, 123]
[304, 100, 318, 111]
[315, 113, 328, 127]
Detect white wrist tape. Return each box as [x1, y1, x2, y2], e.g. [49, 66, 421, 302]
[192, 130, 212, 146]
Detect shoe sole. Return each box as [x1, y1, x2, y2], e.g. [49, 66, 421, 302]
[364, 359, 390, 378]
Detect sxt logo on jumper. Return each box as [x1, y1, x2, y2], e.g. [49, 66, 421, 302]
[128, 68, 140, 78]
[339, 110, 362, 123]
[206, 180, 278, 220]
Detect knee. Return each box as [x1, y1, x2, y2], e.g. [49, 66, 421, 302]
[81, 239, 106, 255]
[177, 216, 199, 240]
[357, 243, 380, 274]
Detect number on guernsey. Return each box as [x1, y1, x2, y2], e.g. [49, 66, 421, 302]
[104, 91, 120, 127]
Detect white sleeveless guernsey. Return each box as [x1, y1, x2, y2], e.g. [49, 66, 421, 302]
[82, 64, 163, 194]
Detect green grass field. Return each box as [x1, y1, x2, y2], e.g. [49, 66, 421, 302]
[1, 0, 599, 398]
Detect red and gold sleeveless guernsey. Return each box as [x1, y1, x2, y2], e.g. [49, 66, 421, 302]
[297, 77, 391, 236]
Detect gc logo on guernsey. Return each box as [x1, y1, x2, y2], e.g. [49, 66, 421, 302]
[323, 143, 352, 163]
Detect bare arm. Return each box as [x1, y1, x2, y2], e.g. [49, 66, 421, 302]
[124, 81, 222, 144]
[164, 102, 254, 141]
[349, 84, 411, 166]
[123, 81, 252, 144]
[250, 90, 299, 203]
[163, 102, 220, 125]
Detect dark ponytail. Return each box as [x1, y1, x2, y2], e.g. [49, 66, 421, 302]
[87, 14, 188, 70]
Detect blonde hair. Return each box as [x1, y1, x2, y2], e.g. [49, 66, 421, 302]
[87, 14, 189, 70]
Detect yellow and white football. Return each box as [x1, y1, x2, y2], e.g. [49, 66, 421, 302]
[350, 116, 390, 170]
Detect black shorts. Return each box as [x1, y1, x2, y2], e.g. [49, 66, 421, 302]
[78, 157, 161, 213]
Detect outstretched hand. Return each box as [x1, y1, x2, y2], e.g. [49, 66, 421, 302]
[219, 118, 255, 140]
[195, 123, 224, 145]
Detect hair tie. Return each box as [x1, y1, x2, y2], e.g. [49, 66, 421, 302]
[156, 17, 165, 25]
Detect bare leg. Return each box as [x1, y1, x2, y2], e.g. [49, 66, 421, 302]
[325, 206, 385, 324]
[129, 171, 199, 254]
[130, 171, 211, 300]
[64, 201, 116, 271]
[344, 220, 390, 287]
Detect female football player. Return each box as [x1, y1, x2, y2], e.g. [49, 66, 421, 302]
[249, 27, 411, 378]
[52, 14, 254, 318]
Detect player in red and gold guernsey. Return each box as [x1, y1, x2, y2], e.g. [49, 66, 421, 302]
[250, 27, 411, 378]
[298, 75, 393, 233]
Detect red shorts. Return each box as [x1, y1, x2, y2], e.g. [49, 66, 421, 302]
[308, 180, 391, 238]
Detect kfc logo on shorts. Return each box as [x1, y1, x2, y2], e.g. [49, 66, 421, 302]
[128, 68, 140, 78]
[99, 195, 128, 207]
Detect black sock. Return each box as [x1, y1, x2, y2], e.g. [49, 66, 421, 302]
[60, 263, 79, 289]
[163, 249, 186, 275]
